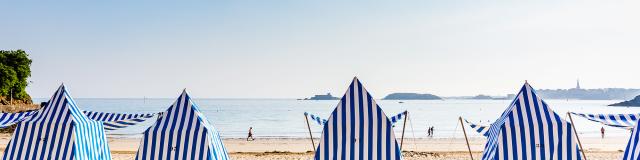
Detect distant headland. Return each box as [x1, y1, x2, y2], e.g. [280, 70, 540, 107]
[443, 94, 515, 100]
[301, 93, 339, 100]
[609, 95, 640, 107]
[469, 94, 512, 100]
[382, 93, 442, 100]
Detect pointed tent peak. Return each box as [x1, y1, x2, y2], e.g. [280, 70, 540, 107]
[57, 83, 66, 90]
[177, 89, 193, 101]
[350, 76, 362, 86]
[350, 76, 365, 86]
[49, 83, 70, 101]
[523, 80, 535, 89]
[520, 80, 535, 91]
[181, 88, 189, 94]
[170, 89, 199, 110]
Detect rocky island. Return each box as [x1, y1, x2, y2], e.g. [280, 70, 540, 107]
[382, 93, 442, 100]
[470, 94, 493, 100]
[302, 93, 339, 100]
[609, 95, 640, 107]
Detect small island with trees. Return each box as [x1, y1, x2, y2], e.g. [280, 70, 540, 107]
[382, 93, 442, 100]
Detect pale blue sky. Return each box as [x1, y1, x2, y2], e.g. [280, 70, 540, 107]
[2, 1, 640, 98]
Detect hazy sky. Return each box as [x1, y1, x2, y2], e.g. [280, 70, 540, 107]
[2, 1, 640, 98]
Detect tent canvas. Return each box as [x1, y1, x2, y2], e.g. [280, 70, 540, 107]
[0, 111, 37, 128]
[135, 90, 229, 160]
[464, 119, 490, 137]
[83, 111, 156, 131]
[481, 83, 582, 160]
[569, 112, 640, 159]
[569, 112, 640, 130]
[623, 118, 640, 160]
[2, 85, 111, 160]
[314, 77, 402, 160]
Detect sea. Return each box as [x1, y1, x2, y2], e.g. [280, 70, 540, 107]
[31, 98, 640, 139]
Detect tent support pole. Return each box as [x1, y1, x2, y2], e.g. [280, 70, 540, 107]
[400, 111, 408, 151]
[304, 115, 316, 152]
[567, 112, 588, 160]
[459, 117, 474, 160]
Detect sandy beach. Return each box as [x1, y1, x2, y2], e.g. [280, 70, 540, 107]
[0, 133, 628, 159]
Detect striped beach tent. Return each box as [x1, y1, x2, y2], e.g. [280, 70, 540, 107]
[569, 112, 640, 129]
[314, 77, 402, 160]
[3, 84, 111, 160]
[83, 111, 157, 131]
[464, 119, 490, 137]
[305, 112, 328, 126]
[481, 83, 582, 160]
[389, 111, 408, 125]
[0, 111, 37, 128]
[135, 90, 229, 160]
[83, 111, 156, 122]
[305, 111, 408, 127]
[623, 118, 640, 160]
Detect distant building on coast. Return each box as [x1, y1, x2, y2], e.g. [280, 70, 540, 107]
[536, 80, 640, 100]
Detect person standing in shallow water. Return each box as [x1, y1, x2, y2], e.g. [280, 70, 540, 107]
[601, 127, 605, 139]
[247, 127, 255, 141]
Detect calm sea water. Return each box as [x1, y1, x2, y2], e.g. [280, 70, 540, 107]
[31, 98, 640, 139]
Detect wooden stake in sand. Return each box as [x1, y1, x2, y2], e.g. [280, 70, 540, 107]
[567, 112, 588, 160]
[304, 114, 316, 152]
[459, 116, 474, 160]
[400, 111, 408, 151]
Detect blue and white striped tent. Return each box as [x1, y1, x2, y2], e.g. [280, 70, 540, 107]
[570, 112, 640, 129]
[314, 77, 402, 160]
[481, 83, 582, 160]
[3, 85, 111, 160]
[135, 90, 229, 160]
[623, 118, 640, 160]
[569, 112, 640, 159]
[305, 112, 328, 126]
[305, 111, 407, 127]
[464, 119, 490, 137]
[83, 111, 156, 131]
[84, 111, 156, 122]
[0, 111, 37, 128]
[389, 111, 408, 125]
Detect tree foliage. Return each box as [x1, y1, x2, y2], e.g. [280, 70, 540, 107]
[0, 50, 32, 103]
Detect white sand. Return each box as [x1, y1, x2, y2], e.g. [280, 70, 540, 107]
[0, 133, 629, 159]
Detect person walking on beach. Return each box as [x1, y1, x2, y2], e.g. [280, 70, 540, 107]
[247, 127, 255, 141]
[430, 126, 435, 137]
[426, 126, 432, 137]
[601, 127, 605, 139]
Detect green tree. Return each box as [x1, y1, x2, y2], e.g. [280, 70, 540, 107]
[0, 50, 32, 103]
